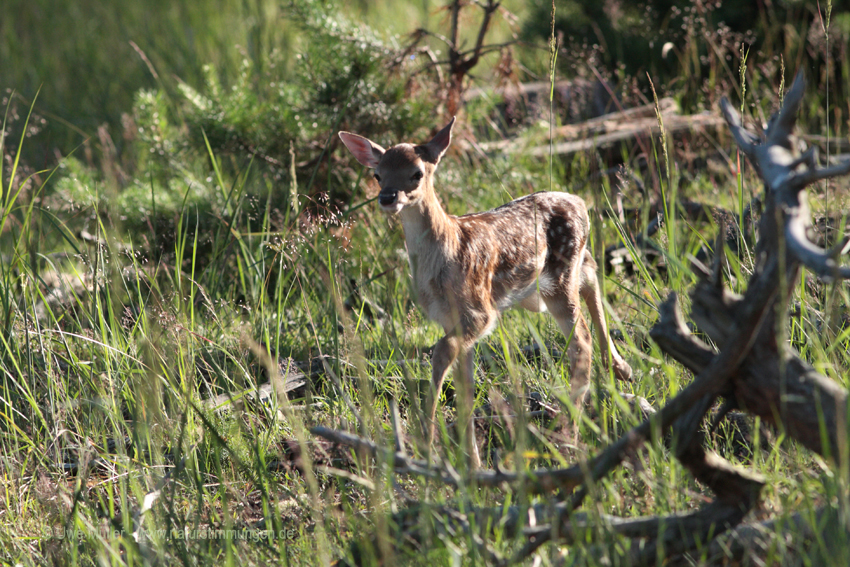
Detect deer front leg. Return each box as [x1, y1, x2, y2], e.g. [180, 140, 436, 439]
[457, 345, 482, 469]
[426, 334, 483, 469]
[426, 334, 461, 455]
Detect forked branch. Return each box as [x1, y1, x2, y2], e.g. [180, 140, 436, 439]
[720, 71, 850, 281]
[407, 0, 514, 116]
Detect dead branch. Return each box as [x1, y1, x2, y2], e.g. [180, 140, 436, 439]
[649, 294, 716, 374]
[657, 72, 850, 461]
[409, 0, 514, 117]
[385, 498, 757, 567]
[787, 211, 850, 281]
[694, 506, 840, 565]
[311, 425, 587, 494]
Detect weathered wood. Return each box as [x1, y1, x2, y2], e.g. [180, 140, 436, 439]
[693, 506, 839, 565]
[652, 72, 850, 464]
[385, 497, 758, 567]
[311, 425, 587, 494]
[203, 359, 308, 412]
[469, 100, 723, 158]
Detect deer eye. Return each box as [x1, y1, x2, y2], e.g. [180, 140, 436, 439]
[411, 171, 424, 182]
[373, 173, 381, 182]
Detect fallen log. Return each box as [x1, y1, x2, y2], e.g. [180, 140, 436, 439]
[468, 100, 723, 159]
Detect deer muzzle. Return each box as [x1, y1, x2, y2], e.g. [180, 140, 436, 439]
[378, 189, 403, 213]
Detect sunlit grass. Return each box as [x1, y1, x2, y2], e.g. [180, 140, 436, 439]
[1, 93, 845, 564]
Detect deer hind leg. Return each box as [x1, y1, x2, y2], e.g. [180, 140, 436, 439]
[543, 284, 594, 407]
[579, 250, 632, 382]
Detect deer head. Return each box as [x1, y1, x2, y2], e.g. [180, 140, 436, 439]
[338, 118, 455, 214]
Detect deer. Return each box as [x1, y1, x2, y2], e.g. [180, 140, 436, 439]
[339, 118, 632, 468]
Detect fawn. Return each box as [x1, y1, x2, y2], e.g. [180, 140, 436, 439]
[339, 118, 632, 468]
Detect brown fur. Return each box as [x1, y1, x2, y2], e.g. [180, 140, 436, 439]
[339, 119, 632, 468]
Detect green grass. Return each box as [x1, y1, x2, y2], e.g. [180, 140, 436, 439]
[2, 99, 848, 565]
[2, 1, 850, 565]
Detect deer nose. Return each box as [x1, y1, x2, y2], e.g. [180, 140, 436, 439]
[378, 191, 398, 206]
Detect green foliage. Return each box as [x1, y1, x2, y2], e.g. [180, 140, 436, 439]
[53, 156, 102, 209]
[180, 1, 435, 179]
[48, 0, 437, 244]
[50, 89, 216, 240]
[178, 60, 300, 177]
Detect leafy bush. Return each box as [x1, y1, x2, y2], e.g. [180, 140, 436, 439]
[179, 1, 435, 195]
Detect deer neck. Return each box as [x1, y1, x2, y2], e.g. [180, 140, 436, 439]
[398, 182, 457, 266]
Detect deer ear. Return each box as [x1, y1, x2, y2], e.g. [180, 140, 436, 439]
[423, 117, 455, 163]
[338, 132, 385, 168]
